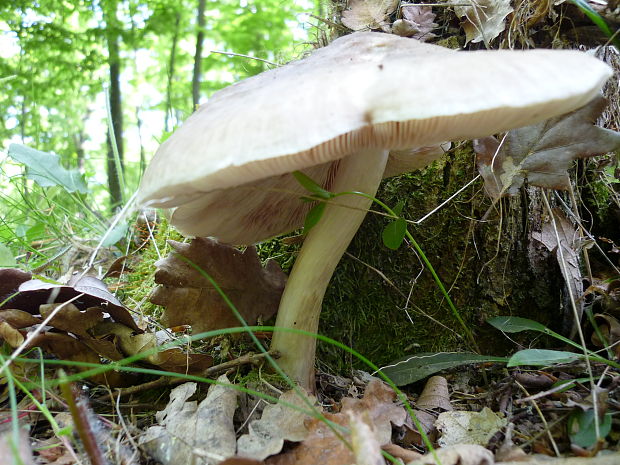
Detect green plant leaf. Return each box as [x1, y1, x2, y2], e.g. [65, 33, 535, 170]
[0, 243, 16, 267]
[303, 202, 326, 232]
[101, 221, 129, 247]
[568, 409, 612, 448]
[382, 217, 407, 250]
[8, 144, 88, 194]
[507, 349, 582, 367]
[381, 352, 508, 386]
[487, 316, 547, 333]
[568, 0, 620, 49]
[392, 199, 405, 216]
[292, 171, 332, 200]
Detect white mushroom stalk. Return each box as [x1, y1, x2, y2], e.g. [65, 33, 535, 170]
[271, 148, 389, 388]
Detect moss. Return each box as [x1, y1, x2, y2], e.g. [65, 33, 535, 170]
[115, 218, 184, 321]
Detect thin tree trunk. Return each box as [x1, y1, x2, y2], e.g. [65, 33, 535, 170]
[165, 12, 181, 132]
[103, 0, 124, 210]
[192, 0, 207, 109]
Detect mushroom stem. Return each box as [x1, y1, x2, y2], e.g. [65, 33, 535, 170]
[271, 148, 390, 390]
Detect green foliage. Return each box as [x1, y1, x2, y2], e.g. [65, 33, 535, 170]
[8, 143, 88, 193]
[0, 0, 312, 271]
[568, 409, 613, 448]
[381, 352, 508, 386]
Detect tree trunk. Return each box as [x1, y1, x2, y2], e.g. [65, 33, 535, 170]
[165, 12, 181, 132]
[102, 0, 124, 210]
[192, 0, 207, 109]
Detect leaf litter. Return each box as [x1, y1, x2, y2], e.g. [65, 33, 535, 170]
[475, 97, 620, 200]
[151, 237, 286, 333]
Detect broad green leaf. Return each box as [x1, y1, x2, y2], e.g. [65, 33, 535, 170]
[303, 203, 326, 232]
[488, 316, 547, 333]
[382, 217, 407, 250]
[0, 244, 16, 267]
[507, 349, 582, 367]
[381, 352, 508, 386]
[8, 143, 88, 194]
[101, 221, 130, 247]
[568, 409, 612, 448]
[392, 200, 405, 216]
[292, 171, 332, 200]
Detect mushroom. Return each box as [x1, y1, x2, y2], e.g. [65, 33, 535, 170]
[138, 32, 611, 390]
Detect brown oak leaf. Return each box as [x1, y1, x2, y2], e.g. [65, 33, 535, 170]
[475, 97, 620, 200]
[151, 237, 286, 333]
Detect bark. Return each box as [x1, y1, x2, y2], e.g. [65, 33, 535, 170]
[103, 0, 124, 210]
[192, 0, 207, 109]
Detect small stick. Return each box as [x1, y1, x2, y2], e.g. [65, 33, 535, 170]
[98, 351, 279, 401]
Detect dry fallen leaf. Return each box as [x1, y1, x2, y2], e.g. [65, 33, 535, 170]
[405, 375, 453, 447]
[341, 0, 398, 32]
[475, 97, 620, 200]
[349, 410, 384, 465]
[454, 0, 513, 44]
[0, 268, 32, 298]
[407, 444, 494, 465]
[237, 389, 317, 460]
[392, 5, 437, 40]
[341, 378, 407, 445]
[1, 274, 140, 331]
[264, 379, 406, 465]
[141, 376, 238, 465]
[26, 332, 131, 387]
[436, 407, 507, 447]
[91, 321, 213, 373]
[151, 237, 286, 333]
[265, 412, 353, 465]
[532, 208, 583, 334]
[591, 314, 620, 359]
[0, 321, 25, 347]
[0, 429, 35, 465]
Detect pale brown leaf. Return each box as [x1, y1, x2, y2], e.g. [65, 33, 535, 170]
[475, 97, 620, 200]
[0, 321, 24, 347]
[92, 321, 213, 373]
[0, 308, 41, 328]
[407, 444, 494, 465]
[436, 407, 507, 447]
[532, 208, 584, 333]
[265, 412, 354, 465]
[266, 379, 406, 465]
[151, 237, 286, 333]
[341, 0, 399, 32]
[0, 429, 35, 465]
[349, 410, 384, 465]
[416, 376, 452, 411]
[454, 0, 513, 44]
[237, 389, 317, 460]
[40, 303, 104, 337]
[341, 378, 407, 445]
[393, 5, 437, 40]
[141, 377, 239, 465]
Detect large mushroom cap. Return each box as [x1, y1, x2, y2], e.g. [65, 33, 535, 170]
[138, 32, 611, 244]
